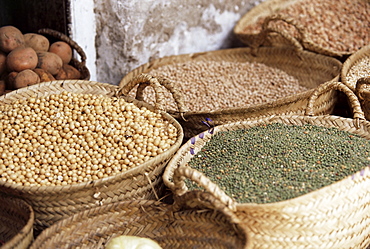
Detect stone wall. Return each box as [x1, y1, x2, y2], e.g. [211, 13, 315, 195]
[94, 0, 261, 84]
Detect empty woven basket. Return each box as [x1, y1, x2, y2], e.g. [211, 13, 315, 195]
[30, 199, 247, 249]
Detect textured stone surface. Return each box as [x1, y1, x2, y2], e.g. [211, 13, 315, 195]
[94, 0, 261, 84]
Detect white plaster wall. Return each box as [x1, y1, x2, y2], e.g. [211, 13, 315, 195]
[70, 0, 263, 84]
[69, 0, 97, 81]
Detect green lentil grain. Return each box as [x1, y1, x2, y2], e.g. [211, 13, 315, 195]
[187, 123, 370, 204]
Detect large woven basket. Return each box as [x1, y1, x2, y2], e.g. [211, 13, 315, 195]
[163, 82, 370, 248]
[119, 47, 342, 139]
[37, 28, 90, 80]
[0, 193, 34, 249]
[233, 0, 370, 58]
[0, 80, 184, 233]
[30, 199, 247, 249]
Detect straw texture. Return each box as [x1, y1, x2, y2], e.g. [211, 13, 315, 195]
[30, 199, 247, 249]
[233, 0, 304, 49]
[341, 44, 370, 120]
[341, 44, 370, 90]
[0, 80, 184, 233]
[37, 28, 90, 80]
[0, 194, 34, 249]
[163, 82, 370, 248]
[119, 47, 342, 139]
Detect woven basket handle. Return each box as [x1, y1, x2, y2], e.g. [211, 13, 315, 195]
[306, 81, 365, 125]
[118, 73, 188, 114]
[37, 28, 87, 66]
[355, 77, 370, 101]
[261, 14, 341, 57]
[172, 165, 238, 213]
[259, 13, 305, 50]
[116, 73, 169, 111]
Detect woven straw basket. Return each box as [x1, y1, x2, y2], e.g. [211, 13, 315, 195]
[354, 77, 370, 121]
[37, 28, 90, 80]
[0, 193, 34, 249]
[119, 47, 342, 139]
[233, 0, 368, 58]
[341, 44, 370, 120]
[30, 199, 247, 249]
[0, 80, 184, 233]
[163, 82, 370, 248]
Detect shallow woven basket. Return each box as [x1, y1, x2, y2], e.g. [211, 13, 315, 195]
[37, 28, 90, 80]
[119, 47, 342, 139]
[30, 199, 247, 249]
[341, 44, 370, 120]
[233, 0, 366, 58]
[0, 80, 184, 233]
[163, 82, 370, 248]
[0, 193, 34, 249]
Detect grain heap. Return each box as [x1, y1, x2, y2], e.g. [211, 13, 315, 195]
[0, 91, 178, 186]
[187, 123, 370, 204]
[129, 60, 307, 112]
[345, 57, 370, 88]
[242, 0, 370, 54]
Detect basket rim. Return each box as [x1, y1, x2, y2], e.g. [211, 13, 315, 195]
[164, 113, 370, 208]
[341, 43, 370, 90]
[0, 80, 184, 194]
[233, 0, 357, 57]
[1, 195, 34, 249]
[121, 46, 342, 84]
[30, 198, 247, 249]
[119, 46, 342, 119]
[233, 0, 299, 35]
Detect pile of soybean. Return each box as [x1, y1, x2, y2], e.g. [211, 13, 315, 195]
[187, 123, 370, 204]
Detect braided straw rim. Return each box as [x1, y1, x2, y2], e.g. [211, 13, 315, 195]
[0, 80, 184, 231]
[0, 194, 34, 249]
[119, 46, 342, 139]
[341, 43, 370, 91]
[0, 79, 183, 193]
[233, 0, 352, 57]
[30, 199, 247, 249]
[163, 82, 370, 248]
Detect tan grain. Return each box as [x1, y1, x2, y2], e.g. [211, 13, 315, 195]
[128, 60, 308, 112]
[242, 0, 370, 53]
[346, 57, 370, 89]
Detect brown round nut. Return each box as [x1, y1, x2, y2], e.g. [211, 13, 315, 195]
[49, 41, 72, 64]
[36, 51, 63, 75]
[63, 64, 81, 79]
[23, 33, 50, 52]
[6, 46, 38, 72]
[0, 25, 25, 53]
[33, 68, 55, 82]
[14, 69, 41, 89]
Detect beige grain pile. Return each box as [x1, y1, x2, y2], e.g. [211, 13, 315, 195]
[128, 60, 308, 112]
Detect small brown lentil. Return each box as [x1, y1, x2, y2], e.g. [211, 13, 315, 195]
[129, 60, 307, 112]
[243, 0, 370, 53]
